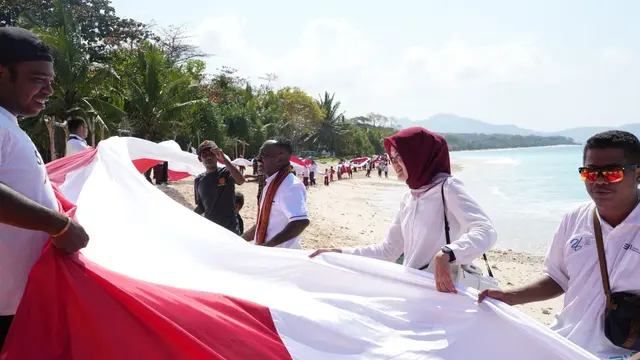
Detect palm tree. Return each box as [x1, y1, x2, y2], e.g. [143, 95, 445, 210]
[124, 43, 207, 141]
[25, 0, 120, 159]
[308, 91, 349, 154]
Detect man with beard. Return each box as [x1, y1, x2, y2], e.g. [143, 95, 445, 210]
[0, 27, 89, 348]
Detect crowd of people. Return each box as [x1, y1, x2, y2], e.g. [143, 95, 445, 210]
[1, 27, 639, 359]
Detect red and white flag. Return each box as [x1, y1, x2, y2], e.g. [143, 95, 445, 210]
[2, 137, 598, 359]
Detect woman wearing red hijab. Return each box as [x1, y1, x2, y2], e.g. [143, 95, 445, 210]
[310, 127, 497, 293]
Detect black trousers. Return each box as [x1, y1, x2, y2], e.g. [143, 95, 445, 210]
[0, 315, 14, 351]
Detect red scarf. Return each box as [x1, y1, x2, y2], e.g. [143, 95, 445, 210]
[384, 127, 451, 189]
[255, 166, 292, 245]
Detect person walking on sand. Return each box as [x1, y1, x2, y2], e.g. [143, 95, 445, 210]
[479, 131, 640, 360]
[310, 127, 497, 293]
[0, 27, 90, 348]
[242, 139, 310, 248]
[302, 164, 310, 189]
[310, 160, 317, 186]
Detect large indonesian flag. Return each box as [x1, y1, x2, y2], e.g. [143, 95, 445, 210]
[2, 137, 597, 359]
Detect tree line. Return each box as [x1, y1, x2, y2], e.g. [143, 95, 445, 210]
[1, 0, 399, 163]
[1, 0, 576, 163]
[443, 133, 576, 151]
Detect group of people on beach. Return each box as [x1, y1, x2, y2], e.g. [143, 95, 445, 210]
[1, 27, 639, 359]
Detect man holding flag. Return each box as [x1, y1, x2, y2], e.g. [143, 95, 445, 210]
[243, 139, 310, 248]
[0, 27, 89, 348]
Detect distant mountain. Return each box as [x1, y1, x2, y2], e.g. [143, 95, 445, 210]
[396, 114, 640, 143]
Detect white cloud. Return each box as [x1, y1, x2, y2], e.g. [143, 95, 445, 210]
[601, 47, 633, 67]
[189, 15, 553, 118]
[401, 37, 547, 88]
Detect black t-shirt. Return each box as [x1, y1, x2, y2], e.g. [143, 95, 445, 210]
[237, 213, 244, 234]
[194, 168, 239, 234]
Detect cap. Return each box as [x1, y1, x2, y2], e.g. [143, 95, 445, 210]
[197, 140, 218, 155]
[0, 27, 53, 66]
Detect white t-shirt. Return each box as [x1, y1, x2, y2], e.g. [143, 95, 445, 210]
[0, 106, 58, 315]
[66, 134, 89, 156]
[544, 202, 640, 359]
[257, 172, 309, 249]
[310, 164, 317, 173]
[343, 173, 497, 268]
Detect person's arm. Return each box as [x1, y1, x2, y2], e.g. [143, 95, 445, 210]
[0, 182, 68, 234]
[480, 276, 564, 305]
[440, 178, 498, 264]
[262, 220, 310, 247]
[194, 177, 204, 215]
[261, 183, 311, 247]
[242, 224, 256, 241]
[214, 149, 245, 185]
[340, 194, 407, 261]
[479, 214, 570, 305]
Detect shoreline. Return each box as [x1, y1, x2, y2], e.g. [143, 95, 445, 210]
[158, 162, 563, 326]
[451, 143, 581, 154]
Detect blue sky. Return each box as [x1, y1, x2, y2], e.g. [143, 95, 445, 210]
[110, 0, 640, 131]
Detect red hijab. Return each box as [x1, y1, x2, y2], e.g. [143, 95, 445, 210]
[384, 127, 451, 189]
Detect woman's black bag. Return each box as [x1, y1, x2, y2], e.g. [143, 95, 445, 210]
[593, 210, 640, 351]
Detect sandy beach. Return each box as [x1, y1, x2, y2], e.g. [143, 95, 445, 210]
[158, 161, 564, 326]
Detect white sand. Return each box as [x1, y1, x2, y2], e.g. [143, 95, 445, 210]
[158, 162, 564, 326]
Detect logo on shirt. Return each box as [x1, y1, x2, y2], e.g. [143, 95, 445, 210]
[218, 178, 226, 186]
[623, 243, 640, 255]
[570, 237, 583, 251]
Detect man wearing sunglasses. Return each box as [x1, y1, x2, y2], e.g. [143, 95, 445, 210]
[479, 130, 640, 359]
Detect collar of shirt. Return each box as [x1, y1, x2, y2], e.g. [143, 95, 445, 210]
[0, 106, 18, 125]
[69, 134, 87, 143]
[265, 167, 290, 184]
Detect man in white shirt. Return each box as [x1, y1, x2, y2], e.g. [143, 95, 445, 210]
[310, 161, 317, 186]
[480, 130, 640, 359]
[242, 139, 310, 248]
[65, 117, 90, 156]
[0, 27, 89, 348]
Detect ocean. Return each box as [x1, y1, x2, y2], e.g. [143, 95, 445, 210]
[450, 145, 589, 255]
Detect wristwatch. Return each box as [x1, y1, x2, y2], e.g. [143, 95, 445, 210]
[441, 246, 456, 263]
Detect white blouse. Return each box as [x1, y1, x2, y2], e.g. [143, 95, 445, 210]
[343, 173, 497, 268]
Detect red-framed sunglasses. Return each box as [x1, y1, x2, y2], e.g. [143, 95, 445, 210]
[578, 165, 639, 183]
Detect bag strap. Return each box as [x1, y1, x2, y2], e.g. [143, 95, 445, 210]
[440, 181, 494, 278]
[593, 209, 617, 311]
[441, 182, 451, 245]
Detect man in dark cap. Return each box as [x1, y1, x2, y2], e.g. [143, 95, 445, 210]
[0, 27, 90, 348]
[194, 140, 246, 234]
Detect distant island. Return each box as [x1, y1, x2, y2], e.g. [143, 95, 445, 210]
[441, 133, 577, 151]
[395, 114, 640, 143]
